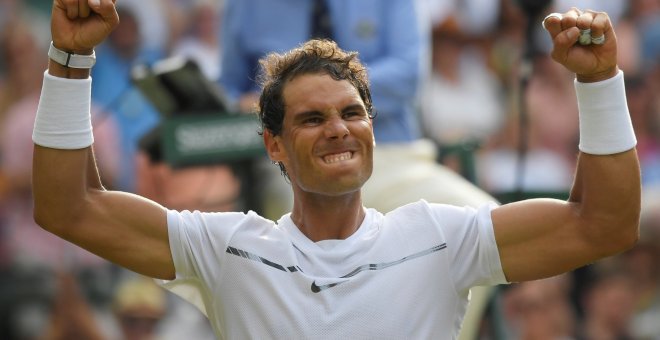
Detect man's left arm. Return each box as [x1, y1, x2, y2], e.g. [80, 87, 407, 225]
[492, 8, 641, 282]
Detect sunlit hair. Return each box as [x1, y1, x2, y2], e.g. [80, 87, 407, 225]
[256, 39, 374, 178]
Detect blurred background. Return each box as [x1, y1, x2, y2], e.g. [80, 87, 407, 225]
[0, 0, 659, 339]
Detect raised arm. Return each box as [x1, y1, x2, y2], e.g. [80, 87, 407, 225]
[492, 8, 641, 282]
[32, 0, 173, 279]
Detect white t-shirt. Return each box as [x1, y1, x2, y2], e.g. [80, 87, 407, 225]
[159, 200, 506, 339]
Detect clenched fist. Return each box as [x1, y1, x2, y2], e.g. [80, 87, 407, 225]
[51, 0, 119, 55]
[542, 7, 618, 83]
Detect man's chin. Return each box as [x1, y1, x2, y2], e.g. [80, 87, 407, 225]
[305, 175, 372, 197]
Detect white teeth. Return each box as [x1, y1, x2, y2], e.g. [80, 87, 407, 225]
[323, 152, 352, 164]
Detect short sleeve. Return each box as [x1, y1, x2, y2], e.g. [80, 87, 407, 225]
[157, 209, 258, 315]
[434, 202, 507, 292]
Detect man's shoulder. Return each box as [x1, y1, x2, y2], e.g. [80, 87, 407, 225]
[381, 200, 498, 234]
[168, 209, 276, 232]
[385, 199, 467, 217]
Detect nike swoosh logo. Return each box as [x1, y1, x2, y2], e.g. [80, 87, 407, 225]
[224, 244, 446, 294]
[311, 280, 347, 293]
[310, 243, 447, 293]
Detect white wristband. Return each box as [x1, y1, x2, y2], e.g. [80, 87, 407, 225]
[575, 70, 637, 155]
[33, 72, 94, 149]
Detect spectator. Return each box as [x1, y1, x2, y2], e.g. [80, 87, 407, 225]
[112, 276, 167, 340]
[554, 0, 627, 25]
[625, 74, 660, 186]
[624, 0, 660, 71]
[135, 127, 241, 221]
[422, 0, 501, 36]
[91, 5, 163, 191]
[419, 16, 504, 177]
[0, 16, 46, 122]
[0, 17, 119, 269]
[171, 0, 223, 82]
[477, 54, 578, 195]
[577, 267, 637, 340]
[42, 272, 106, 340]
[118, 0, 177, 53]
[501, 275, 576, 340]
[627, 186, 660, 339]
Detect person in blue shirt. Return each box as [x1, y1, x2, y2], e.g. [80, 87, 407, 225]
[221, 0, 421, 143]
[219, 0, 494, 218]
[91, 5, 163, 191]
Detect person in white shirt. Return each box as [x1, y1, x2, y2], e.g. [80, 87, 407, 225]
[32, 1, 640, 339]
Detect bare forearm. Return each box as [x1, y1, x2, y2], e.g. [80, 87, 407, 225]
[494, 149, 640, 281]
[569, 149, 641, 253]
[33, 145, 95, 231]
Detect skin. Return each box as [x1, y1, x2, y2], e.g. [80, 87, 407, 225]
[34, 3, 640, 284]
[264, 74, 375, 241]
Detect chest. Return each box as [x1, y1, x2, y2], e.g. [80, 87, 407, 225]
[210, 241, 463, 339]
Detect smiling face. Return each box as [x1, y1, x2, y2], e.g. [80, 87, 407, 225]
[264, 73, 374, 197]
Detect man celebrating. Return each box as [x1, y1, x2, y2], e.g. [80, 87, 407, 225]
[33, 0, 640, 338]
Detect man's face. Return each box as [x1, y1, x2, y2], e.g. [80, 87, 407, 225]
[265, 73, 374, 196]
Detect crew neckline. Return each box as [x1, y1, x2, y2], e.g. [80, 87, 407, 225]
[278, 208, 378, 253]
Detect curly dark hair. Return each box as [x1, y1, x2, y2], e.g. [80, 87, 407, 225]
[256, 39, 374, 178]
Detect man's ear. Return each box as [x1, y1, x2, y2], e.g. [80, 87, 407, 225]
[263, 129, 285, 163]
[370, 117, 376, 147]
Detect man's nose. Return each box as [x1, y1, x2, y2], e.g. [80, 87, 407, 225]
[324, 116, 349, 139]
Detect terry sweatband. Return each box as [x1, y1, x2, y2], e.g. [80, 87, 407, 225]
[575, 70, 637, 155]
[33, 71, 94, 149]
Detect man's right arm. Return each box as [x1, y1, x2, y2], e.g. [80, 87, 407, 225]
[33, 0, 174, 280]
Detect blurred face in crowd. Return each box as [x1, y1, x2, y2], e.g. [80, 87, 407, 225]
[585, 274, 636, 331]
[118, 312, 161, 340]
[265, 73, 374, 197]
[109, 8, 141, 60]
[192, 2, 218, 41]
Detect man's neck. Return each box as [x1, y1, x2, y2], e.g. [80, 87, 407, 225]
[290, 192, 365, 242]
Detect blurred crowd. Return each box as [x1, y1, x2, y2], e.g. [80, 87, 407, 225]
[0, 0, 658, 339]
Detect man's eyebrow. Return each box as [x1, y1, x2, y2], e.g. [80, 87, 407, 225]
[292, 103, 366, 122]
[341, 104, 367, 113]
